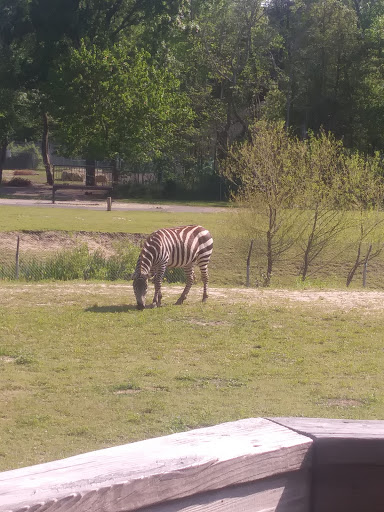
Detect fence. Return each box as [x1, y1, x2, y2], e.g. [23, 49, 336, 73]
[0, 232, 186, 283]
[0, 417, 383, 512]
[52, 165, 115, 186]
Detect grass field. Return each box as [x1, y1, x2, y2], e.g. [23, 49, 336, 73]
[1, 203, 384, 472]
[2, 204, 384, 289]
[1, 282, 384, 472]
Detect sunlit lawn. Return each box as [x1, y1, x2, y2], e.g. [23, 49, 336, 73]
[1, 282, 384, 471]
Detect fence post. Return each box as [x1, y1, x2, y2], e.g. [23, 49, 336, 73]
[246, 239, 254, 287]
[107, 196, 112, 211]
[15, 236, 20, 279]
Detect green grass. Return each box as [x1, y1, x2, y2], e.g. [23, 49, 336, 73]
[1, 169, 47, 185]
[0, 205, 229, 233]
[0, 282, 383, 471]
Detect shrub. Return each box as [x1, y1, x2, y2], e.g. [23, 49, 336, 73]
[6, 178, 33, 187]
[11, 243, 140, 282]
[61, 171, 83, 182]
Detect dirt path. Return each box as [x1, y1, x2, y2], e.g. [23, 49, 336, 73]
[0, 186, 226, 212]
[2, 282, 384, 312]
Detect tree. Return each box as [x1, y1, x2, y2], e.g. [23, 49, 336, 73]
[189, 0, 279, 162]
[223, 121, 306, 286]
[297, 130, 349, 281]
[0, 0, 187, 184]
[344, 151, 384, 286]
[50, 40, 194, 173]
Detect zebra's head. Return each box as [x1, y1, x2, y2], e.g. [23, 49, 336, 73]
[132, 272, 148, 310]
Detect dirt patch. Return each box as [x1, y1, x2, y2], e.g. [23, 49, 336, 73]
[0, 357, 15, 364]
[2, 282, 384, 312]
[207, 287, 384, 312]
[1, 231, 145, 258]
[325, 398, 364, 408]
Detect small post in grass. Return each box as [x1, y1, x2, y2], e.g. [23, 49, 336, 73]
[107, 196, 112, 211]
[15, 236, 20, 279]
[246, 239, 254, 287]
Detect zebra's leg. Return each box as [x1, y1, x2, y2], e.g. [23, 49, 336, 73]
[152, 267, 165, 308]
[175, 267, 194, 305]
[200, 264, 209, 303]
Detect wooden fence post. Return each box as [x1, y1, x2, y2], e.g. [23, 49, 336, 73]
[15, 236, 20, 279]
[246, 239, 254, 287]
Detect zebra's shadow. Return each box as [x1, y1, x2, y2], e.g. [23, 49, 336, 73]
[85, 304, 138, 313]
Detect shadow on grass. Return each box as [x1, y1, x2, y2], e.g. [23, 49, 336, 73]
[85, 304, 139, 313]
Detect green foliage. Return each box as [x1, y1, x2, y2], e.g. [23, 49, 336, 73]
[0, 243, 140, 282]
[52, 41, 194, 162]
[224, 121, 384, 285]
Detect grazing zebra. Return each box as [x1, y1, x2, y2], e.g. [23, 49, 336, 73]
[133, 225, 213, 310]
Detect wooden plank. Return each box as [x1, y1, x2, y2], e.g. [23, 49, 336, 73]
[270, 417, 384, 512]
[270, 417, 384, 439]
[0, 418, 312, 512]
[269, 417, 384, 464]
[136, 469, 311, 512]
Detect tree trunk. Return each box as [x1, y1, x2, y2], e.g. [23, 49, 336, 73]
[264, 206, 276, 287]
[86, 159, 96, 186]
[42, 112, 53, 185]
[0, 137, 7, 186]
[301, 208, 319, 281]
[346, 242, 362, 287]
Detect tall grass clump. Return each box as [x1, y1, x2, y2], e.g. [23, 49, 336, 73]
[0, 242, 187, 283]
[5, 243, 140, 281]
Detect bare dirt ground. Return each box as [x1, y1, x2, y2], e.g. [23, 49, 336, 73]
[0, 185, 226, 212]
[1, 230, 144, 257]
[2, 281, 384, 313]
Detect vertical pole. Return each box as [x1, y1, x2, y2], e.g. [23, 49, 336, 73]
[107, 196, 112, 211]
[15, 236, 20, 279]
[246, 239, 254, 287]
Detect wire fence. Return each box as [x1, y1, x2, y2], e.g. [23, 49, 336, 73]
[0, 232, 186, 283]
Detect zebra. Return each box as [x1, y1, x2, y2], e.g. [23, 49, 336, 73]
[132, 225, 213, 310]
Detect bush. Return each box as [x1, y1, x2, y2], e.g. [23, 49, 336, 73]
[9, 243, 140, 282]
[61, 171, 83, 182]
[6, 178, 33, 187]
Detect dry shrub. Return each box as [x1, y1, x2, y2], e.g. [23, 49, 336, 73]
[7, 177, 32, 187]
[61, 171, 83, 182]
[96, 175, 107, 184]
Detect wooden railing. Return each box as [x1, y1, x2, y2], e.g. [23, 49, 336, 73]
[0, 417, 383, 512]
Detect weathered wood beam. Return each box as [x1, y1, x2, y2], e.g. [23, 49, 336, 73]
[270, 417, 384, 512]
[0, 418, 312, 512]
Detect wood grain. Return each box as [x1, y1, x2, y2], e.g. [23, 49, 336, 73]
[269, 417, 384, 464]
[0, 418, 312, 512]
[135, 469, 311, 512]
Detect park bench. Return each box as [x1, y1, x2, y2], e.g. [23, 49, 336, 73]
[51, 184, 113, 204]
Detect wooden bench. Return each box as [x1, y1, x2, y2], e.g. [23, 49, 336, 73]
[52, 184, 113, 204]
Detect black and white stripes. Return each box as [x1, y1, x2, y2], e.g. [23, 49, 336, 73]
[133, 225, 213, 309]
